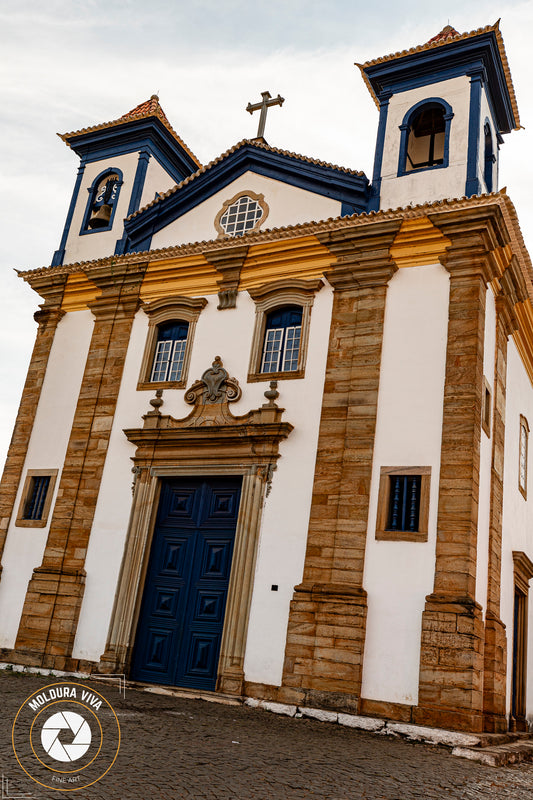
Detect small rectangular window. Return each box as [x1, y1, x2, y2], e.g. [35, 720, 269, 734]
[16, 469, 58, 528]
[376, 466, 431, 542]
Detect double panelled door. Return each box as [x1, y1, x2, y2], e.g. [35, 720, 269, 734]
[131, 476, 242, 690]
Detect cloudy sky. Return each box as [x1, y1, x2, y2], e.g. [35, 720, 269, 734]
[1, 0, 532, 471]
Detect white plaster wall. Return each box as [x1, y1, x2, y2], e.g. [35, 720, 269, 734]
[0, 310, 93, 647]
[140, 157, 180, 209]
[150, 172, 342, 249]
[73, 285, 333, 680]
[501, 339, 533, 722]
[63, 153, 139, 265]
[361, 264, 450, 705]
[476, 288, 496, 614]
[379, 76, 471, 211]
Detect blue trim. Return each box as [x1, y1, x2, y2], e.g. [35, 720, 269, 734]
[123, 143, 369, 253]
[397, 97, 453, 177]
[483, 116, 495, 193]
[52, 159, 86, 266]
[465, 72, 483, 197]
[79, 167, 124, 235]
[64, 117, 197, 184]
[127, 149, 151, 217]
[363, 31, 516, 134]
[368, 91, 391, 211]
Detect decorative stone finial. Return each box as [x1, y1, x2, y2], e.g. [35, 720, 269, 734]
[148, 388, 164, 414]
[263, 380, 279, 408]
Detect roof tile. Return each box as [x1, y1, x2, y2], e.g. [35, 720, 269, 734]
[58, 95, 202, 167]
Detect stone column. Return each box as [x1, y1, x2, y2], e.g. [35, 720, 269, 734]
[482, 279, 519, 732]
[415, 212, 503, 732]
[280, 221, 401, 712]
[0, 278, 67, 574]
[12, 263, 147, 670]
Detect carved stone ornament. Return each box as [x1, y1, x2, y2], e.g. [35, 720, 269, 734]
[185, 356, 241, 407]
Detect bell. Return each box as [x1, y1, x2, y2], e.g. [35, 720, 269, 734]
[88, 204, 112, 229]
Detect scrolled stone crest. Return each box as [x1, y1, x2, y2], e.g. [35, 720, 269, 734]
[185, 356, 242, 406]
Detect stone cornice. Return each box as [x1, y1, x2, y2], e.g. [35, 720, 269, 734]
[317, 221, 401, 289]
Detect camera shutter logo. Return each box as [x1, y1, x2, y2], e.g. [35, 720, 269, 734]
[12, 682, 120, 792]
[40, 711, 92, 762]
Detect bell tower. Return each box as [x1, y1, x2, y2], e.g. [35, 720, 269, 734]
[52, 96, 200, 266]
[361, 23, 520, 212]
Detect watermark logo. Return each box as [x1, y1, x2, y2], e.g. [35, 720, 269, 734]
[12, 683, 120, 792]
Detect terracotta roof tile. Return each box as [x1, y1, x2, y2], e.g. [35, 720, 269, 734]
[126, 138, 367, 221]
[58, 95, 202, 168]
[358, 21, 520, 130]
[426, 25, 460, 44]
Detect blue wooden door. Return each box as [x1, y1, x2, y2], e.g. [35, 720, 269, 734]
[131, 476, 242, 690]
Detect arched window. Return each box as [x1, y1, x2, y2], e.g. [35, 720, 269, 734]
[519, 415, 529, 499]
[82, 169, 123, 233]
[138, 296, 207, 390]
[261, 306, 302, 373]
[150, 320, 189, 382]
[484, 121, 495, 193]
[398, 99, 453, 176]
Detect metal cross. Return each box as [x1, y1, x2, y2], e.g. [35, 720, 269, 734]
[246, 91, 285, 139]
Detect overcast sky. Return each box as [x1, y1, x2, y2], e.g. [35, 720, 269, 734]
[1, 0, 532, 471]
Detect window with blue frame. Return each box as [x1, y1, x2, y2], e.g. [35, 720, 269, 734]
[150, 321, 190, 382]
[83, 170, 121, 232]
[398, 99, 453, 176]
[260, 306, 302, 373]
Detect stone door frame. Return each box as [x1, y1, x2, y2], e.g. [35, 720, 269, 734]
[99, 359, 293, 694]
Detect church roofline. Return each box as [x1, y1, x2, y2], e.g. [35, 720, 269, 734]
[358, 21, 520, 132]
[120, 139, 369, 252]
[18, 191, 532, 301]
[125, 138, 368, 223]
[58, 99, 202, 169]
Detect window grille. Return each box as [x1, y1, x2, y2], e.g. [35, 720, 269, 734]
[386, 474, 421, 532]
[23, 476, 51, 521]
[219, 195, 263, 237]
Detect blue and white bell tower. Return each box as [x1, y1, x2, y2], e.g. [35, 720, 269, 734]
[52, 96, 200, 266]
[361, 23, 520, 212]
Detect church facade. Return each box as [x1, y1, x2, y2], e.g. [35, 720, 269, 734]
[1, 22, 532, 734]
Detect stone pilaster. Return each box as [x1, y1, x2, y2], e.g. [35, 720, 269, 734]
[280, 221, 401, 711]
[482, 284, 518, 731]
[0, 278, 67, 575]
[416, 210, 504, 732]
[11, 263, 147, 670]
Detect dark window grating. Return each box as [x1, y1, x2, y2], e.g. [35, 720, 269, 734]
[386, 475, 421, 532]
[23, 476, 51, 521]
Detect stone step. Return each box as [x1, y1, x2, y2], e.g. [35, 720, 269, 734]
[453, 740, 533, 767]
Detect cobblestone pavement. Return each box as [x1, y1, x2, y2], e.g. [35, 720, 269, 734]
[2, 671, 533, 800]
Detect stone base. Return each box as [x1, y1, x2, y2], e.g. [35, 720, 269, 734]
[482, 611, 508, 733]
[11, 567, 85, 668]
[282, 583, 367, 707]
[417, 593, 485, 733]
[217, 664, 245, 695]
